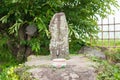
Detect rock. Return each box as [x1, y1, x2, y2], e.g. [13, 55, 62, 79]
[116, 63, 120, 67]
[49, 12, 69, 59]
[79, 46, 106, 59]
[61, 72, 68, 77]
[40, 76, 49, 80]
[70, 73, 79, 79]
[25, 55, 51, 66]
[26, 25, 37, 36]
[16, 56, 96, 80]
[24, 67, 96, 80]
[27, 55, 37, 61]
[63, 76, 69, 80]
[78, 68, 96, 80]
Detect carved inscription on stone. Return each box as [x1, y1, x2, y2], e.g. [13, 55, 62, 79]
[49, 12, 69, 59]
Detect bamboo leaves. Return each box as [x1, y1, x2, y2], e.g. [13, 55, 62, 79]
[0, 0, 119, 56]
[9, 22, 22, 34]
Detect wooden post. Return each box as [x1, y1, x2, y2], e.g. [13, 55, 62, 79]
[114, 17, 116, 48]
[108, 18, 110, 48]
[101, 19, 103, 47]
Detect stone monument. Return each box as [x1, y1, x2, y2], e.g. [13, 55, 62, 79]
[49, 12, 69, 59]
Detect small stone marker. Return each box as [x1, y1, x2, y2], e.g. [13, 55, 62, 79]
[26, 25, 37, 36]
[49, 12, 69, 59]
[52, 58, 67, 68]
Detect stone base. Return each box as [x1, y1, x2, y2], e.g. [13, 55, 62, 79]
[16, 55, 96, 80]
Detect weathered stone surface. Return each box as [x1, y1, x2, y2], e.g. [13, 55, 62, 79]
[49, 12, 69, 59]
[25, 55, 51, 66]
[61, 72, 68, 77]
[79, 46, 106, 59]
[26, 25, 37, 36]
[17, 55, 97, 80]
[25, 66, 96, 80]
[63, 76, 69, 80]
[70, 73, 79, 79]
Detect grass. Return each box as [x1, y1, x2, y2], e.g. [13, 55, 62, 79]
[90, 48, 120, 80]
[91, 57, 120, 80]
[91, 39, 120, 47]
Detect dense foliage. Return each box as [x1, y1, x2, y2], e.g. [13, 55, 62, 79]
[98, 61, 120, 80]
[0, 0, 119, 61]
[0, 66, 19, 80]
[92, 58, 120, 80]
[91, 48, 120, 80]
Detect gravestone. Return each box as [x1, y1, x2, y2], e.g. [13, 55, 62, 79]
[49, 12, 69, 59]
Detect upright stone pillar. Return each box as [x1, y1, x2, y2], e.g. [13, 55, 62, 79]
[49, 12, 69, 59]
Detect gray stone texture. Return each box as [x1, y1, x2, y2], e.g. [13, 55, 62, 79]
[17, 55, 97, 80]
[49, 12, 69, 59]
[26, 25, 37, 36]
[79, 46, 106, 59]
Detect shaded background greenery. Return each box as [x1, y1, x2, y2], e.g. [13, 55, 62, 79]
[0, 1, 120, 77]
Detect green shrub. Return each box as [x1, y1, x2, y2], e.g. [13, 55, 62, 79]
[0, 35, 13, 61]
[97, 61, 120, 80]
[105, 49, 120, 63]
[69, 39, 87, 54]
[0, 66, 19, 80]
[91, 57, 120, 80]
[114, 49, 120, 62]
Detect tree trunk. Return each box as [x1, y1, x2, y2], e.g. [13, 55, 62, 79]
[17, 24, 33, 62]
[16, 25, 27, 62]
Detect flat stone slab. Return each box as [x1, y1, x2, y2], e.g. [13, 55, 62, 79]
[22, 55, 97, 80]
[25, 55, 95, 68]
